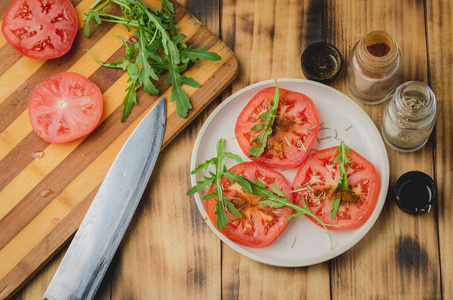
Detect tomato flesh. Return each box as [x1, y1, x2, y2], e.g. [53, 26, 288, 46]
[291, 146, 380, 230]
[235, 87, 320, 168]
[206, 162, 294, 248]
[2, 0, 78, 59]
[29, 72, 103, 143]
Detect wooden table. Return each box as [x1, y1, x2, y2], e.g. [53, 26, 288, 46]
[6, 0, 452, 299]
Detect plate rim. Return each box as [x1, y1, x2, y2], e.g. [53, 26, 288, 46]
[190, 78, 389, 267]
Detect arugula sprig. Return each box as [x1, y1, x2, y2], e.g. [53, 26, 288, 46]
[188, 138, 333, 250]
[187, 139, 251, 231]
[84, 0, 221, 121]
[330, 141, 355, 219]
[250, 180, 333, 250]
[248, 80, 280, 157]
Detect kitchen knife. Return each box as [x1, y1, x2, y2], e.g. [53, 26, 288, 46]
[43, 98, 166, 300]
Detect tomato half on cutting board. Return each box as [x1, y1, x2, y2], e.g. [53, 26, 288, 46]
[205, 162, 294, 248]
[2, 0, 78, 59]
[235, 87, 320, 168]
[291, 146, 380, 230]
[29, 72, 103, 143]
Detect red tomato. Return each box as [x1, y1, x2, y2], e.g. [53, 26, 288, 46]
[2, 0, 78, 59]
[29, 72, 103, 143]
[206, 162, 294, 248]
[235, 87, 320, 168]
[291, 146, 380, 230]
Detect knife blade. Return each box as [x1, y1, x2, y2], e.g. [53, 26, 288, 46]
[43, 98, 166, 300]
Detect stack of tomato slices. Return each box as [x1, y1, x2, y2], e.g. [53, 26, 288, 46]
[204, 86, 380, 248]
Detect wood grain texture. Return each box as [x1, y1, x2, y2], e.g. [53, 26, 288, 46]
[0, 0, 238, 298]
[426, 0, 453, 298]
[6, 0, 452, 299]
[327, 0, 440, 299]
[220, 1, 330, 299]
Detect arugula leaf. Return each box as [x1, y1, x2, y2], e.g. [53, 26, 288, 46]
[122, 80, 139, 122]
[188, 138, 334, 250]
[121, 63, 140, 122]
[84, 0, 221, 121]
[84, 11, 102, 37]
[226, 202, 242, 218]
[251, 179, 333, 250]
[179, 45, 222, 64]
[165, 64, 200, 117]
[135, 26, 159, 95]
[160, 0, 178, 35]
[187, 139, 246, 231]
[330, 141, 355, 219]
[88, 35, 143, 122]
[242, 180, 333, 249]
[330, 198, 341, 220]
[88, 35, 134, 70]
[141, 4, 181, 66]
[249, 80, 280, 158]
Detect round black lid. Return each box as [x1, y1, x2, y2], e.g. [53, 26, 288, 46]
[393, 171, 437, 215]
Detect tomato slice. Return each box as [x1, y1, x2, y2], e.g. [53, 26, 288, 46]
[2, 0, 78, 59]
[29, 72, 103, 143]
[291, 146, 380, 230]
[206, 162, 294, 248]
[235, 87, 320, 168]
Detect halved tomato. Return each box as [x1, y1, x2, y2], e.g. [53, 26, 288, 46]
[235, 87, 320, 168]
[29, 72, 103, 143]
[2, 0, 78, 59]
[291, 146, 380, 230]
[206, 162, 294, 248]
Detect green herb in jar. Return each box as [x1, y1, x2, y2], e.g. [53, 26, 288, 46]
[404, 95, 426, 109]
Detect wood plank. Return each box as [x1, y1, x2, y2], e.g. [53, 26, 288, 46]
[7, 0, 449, 299]
[426, 0, 453, 299]
[93, 0, 224, 299]
[327, 0, 441, 299]
[219, 0, 330, 299]
[106, 135, 222, 299]
[0, 0, 238, 298]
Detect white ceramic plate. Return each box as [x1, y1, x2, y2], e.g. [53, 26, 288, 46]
[190, 78, 389, 267]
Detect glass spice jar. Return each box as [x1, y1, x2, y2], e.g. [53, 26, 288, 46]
[347, 31, 402, 104]
[382, 81, 438, 152]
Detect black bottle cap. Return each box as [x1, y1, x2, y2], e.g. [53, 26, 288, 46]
[301, 42, 342, 83]
[393, 171, 437, 215]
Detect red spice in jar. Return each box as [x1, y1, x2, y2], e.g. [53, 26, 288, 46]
[347, 31, 401, 104]
[367, 43, 390, 57]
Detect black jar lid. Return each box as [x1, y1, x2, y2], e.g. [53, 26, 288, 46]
[301, 42, 342, 83]
[393, 171, 437, 214]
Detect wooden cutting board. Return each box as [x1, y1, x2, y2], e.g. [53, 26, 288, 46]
[0, 0, 238, 298]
